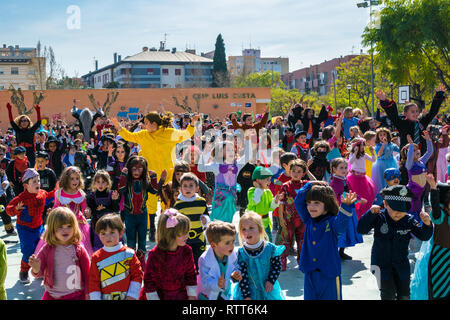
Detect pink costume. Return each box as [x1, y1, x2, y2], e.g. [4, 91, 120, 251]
[35, 189, 93, 256]
[347, 144, 377, 219]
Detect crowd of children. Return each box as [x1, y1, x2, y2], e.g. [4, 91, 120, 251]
[0, 83, 448, 301]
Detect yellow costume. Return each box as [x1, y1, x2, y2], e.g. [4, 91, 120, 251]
[118, 125, 196, 218]
[364, 146, 376, 178]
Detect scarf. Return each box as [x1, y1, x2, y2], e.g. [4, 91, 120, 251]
[14, 156, 29, 174]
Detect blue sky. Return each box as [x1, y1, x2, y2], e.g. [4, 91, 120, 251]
[1, 0, 377, 77]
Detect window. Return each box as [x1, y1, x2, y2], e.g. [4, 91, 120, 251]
[28, 68, 35, 75]
[0, 69, 4, 74]
[28, 85, 36, 90]
[0, 86, 4, 90]
[162, 68, 168, 75]
[175, 69, 181, 76]
[11, 67, 18, 75]
[147, 68, 154, 75]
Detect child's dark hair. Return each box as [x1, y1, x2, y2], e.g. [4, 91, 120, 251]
[375, 127, 392, 144]
[330, 157, 347, 173]
[242, 114, 252, 122]
[321, 125, 335, 142]
[313, 140, 331, 153]
[206, 220, 236, 245]
[125, 155, 149, 188]
[114, 140, 131, 162]
[280, 152, 298, 168]
[95, 213, 124, 234]
[289, 158, 307, 174]
[305, 183, 340, 216]
[180, 172, 199, 187]
[172, 160, 190, 190]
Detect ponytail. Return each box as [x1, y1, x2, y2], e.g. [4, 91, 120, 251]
[145, 111, 173, 129]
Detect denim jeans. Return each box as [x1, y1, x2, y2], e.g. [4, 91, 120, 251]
[123, 211, 148, 253]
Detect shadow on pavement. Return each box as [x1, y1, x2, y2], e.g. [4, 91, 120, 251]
[5, 278, 44, 300]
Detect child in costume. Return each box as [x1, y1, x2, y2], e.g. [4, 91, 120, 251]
[247, 166, 283, 242]
[160, 160, 190, 209]
[35, 151, 57, 225]
[233, 211, 285, 300]
[52, 166, 93, 256]
[342, 107, 360, 141]
[29, 207, 90, 300]
[197, 140, 248, 223]
[270, 152, 298, 244]
[371, 128, 400, 193]
[373, 168, 402, 206]
[107, 140, 130, 190]
[6, 168, 55, 283]
[0, 145, 14, 235]
[291, 131, 310, 162]
[376, 84, 446, 153]
[6, 146, 30, 196]
[197, 221, 242, 300]
[294, 181, 357, 300]
[329, 158, 363, 261]
[357, 185, 433, 300]
[118, 155, 165, 268]
[278, 159, 313, 270]
[44, 135, 67, 178]
[174, 172, 210, 271]
[89, 213, 143, 300]
[402, 132, 434, 220]
[435, 126, 450, 183]
[86, 170, 120, 252]
[411, 175, 450, 300]
[308, 140, 331, 181]
[363, 131, 377, 178]
[347, 137, 377, 219]
[140, 209, 197, 300]
[321, 114, 343, 162]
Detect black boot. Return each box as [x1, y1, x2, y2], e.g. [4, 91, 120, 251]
[339, 248, 352, 260]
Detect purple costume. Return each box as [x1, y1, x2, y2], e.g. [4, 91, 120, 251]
[405, 139, 433, 218]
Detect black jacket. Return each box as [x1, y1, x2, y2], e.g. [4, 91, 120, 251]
[357, 208, 433, 281]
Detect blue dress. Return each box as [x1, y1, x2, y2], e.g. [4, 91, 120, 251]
[232, 242, 286, 300]
[371, 142, 400, 192]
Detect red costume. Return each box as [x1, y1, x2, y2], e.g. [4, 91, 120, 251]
[140, 245, 197, 300]
[279, 179, 307, 270]
[89, 243, 143, 300]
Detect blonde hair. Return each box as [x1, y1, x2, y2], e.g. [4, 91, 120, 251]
[156, 209, 191, 251]
[91, 170, 112, 192]
[238, 211, 269, 245]
[59, 166, 85, 191]
[44, 207, 82, 247]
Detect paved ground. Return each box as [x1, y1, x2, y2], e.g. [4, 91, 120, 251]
[1, 209, 421, 300]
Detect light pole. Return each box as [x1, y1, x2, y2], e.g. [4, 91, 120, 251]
[347, 84, 352, 107]
[357, 0, 381, 117]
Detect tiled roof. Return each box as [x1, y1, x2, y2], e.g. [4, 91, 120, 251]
[123, 50, 213, 63]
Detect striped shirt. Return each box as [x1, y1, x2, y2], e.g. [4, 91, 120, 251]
[174, 194, 209, 245]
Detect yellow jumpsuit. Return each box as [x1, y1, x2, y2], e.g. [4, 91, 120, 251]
[118, 125, 196, 221]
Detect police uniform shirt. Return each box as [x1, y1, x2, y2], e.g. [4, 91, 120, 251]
[357, 208, 433, 281]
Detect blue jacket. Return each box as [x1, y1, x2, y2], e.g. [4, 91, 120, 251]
[357, 208, 433, 280]
[294, 182, 354, 277]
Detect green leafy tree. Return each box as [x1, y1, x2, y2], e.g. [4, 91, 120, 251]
[332, 54, 391, 116]
[233, 70, 285, 88]
[362, 0, 449, 96]
[212, 34, 229, 87]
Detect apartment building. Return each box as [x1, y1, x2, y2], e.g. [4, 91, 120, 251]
[0, 44, 46, 90]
